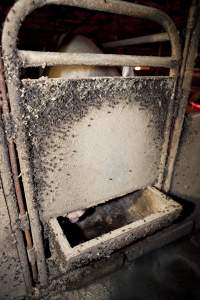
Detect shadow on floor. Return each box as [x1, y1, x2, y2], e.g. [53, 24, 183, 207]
[67, 232, 200, 300]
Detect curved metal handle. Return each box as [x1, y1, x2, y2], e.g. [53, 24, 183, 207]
[2, 0, 181, 73]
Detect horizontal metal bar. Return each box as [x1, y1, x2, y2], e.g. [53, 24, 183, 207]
[103, 33, 170, 48]
[2, 0, 181, 61]
[18, 50, 176, 69]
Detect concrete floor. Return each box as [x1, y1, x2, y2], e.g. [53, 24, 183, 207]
[65, 232, 200, 300]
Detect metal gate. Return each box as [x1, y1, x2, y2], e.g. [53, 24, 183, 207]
[2, 0, 181, 286]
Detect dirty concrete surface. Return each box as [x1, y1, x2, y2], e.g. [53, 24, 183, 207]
[40, 231, 200, 300]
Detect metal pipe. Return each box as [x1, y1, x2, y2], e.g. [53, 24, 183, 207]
[8, 142, 38, 281]
[18, 50, 176, 68]
[0, 129, 32, 292]
[0, 57, 38, 282]
[103, 32, 170, 48]
[2, 0, 181, 67]
[1, 70, 48, 285]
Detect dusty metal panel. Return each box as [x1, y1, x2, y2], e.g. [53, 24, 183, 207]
[20, 77, 174, 220]
[0, 178, 27, 299]
[171, 113, 200, 202]
[103, 33, 170, 48]
[0, 55, 38, 283]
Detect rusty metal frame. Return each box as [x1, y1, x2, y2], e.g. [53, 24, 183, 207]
[1, 0, 181, 286]
[163, 0, 200, 192]
[0, 57, 38, 282]
[0, 117, 32, 290]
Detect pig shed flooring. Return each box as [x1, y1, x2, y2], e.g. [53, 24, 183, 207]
[44, 231, 200, 300]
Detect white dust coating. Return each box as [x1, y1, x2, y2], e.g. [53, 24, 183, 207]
[41, 100, 161, 220]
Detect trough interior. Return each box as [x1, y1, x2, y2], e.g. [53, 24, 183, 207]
[57, 189, 163, 247]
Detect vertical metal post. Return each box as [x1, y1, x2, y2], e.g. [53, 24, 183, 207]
[0, 115, 32, 290]
[163, 0, 200, 192]
[0, 56, 38, 282]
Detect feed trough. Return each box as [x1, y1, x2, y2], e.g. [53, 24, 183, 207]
[49, 187, 181, 270]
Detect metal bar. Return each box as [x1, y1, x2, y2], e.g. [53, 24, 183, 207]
[103, 32, 170, 48]
[0, 57, 38, 282]
[2, 71, 48, 286]
[18, 50, 176, 68]
[8, 142, 38, 281]
[0, 126, 32, 291]
[2, 0, 181, 69]
[163, 0, 200, 192]
[1, 0, 181, 285]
